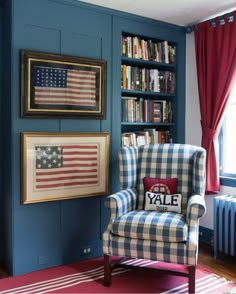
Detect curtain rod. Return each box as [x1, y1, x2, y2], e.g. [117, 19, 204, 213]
[185, 11, 234, 33]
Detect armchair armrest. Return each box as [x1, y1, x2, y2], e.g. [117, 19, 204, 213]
[103, 188, 137, 255]
[105, 188, 137, 219]
[186, 194, 206, 264]
[186, 194, 206, 224]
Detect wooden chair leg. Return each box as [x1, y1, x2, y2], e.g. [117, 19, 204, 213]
[188, 266, 196, 294]
[104, 254, 112, 287]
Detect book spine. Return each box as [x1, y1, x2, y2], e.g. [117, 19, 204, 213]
[122, 36, 127, 56]
[151, 101, 162, 123]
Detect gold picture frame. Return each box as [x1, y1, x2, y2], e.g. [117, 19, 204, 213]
[21, 49, 107, 118]
[21, 132, 110, 204]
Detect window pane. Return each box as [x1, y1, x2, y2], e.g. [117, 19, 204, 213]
[222, 104, 236, 174]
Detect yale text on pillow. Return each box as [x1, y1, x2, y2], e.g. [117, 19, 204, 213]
[145, 191, 182, 213]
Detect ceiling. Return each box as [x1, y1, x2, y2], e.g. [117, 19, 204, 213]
[79, 0, 236, 26]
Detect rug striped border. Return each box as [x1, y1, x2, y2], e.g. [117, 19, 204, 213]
[0, 259, 234, 294]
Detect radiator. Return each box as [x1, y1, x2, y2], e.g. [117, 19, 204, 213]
[214, 195, 236, 258]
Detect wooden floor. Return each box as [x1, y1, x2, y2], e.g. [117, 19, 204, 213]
[198, 242, 236, 283]
[0, 243, 235, 283]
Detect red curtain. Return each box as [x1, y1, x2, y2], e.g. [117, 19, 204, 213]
[194, 11, 236, 193]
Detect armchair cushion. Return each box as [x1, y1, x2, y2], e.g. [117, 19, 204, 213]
[111, 210, 188, 242]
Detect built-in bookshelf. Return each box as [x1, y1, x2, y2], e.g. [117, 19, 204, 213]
[121, 33, 176, 147]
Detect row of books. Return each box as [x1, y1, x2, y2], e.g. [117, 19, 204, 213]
[121, 65, 175, 94]
[121, 97, 173, 123]
[121, 129, 173, 147]
[121, 35, 176, 64]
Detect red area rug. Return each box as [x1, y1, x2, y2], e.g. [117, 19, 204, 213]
[0, 257, 235, 293]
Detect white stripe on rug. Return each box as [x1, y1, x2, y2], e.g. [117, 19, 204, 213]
[197, 275, 232, 294]
[162, 273, 233, 294]
[121, 258, 158, 267]
[0, 267, 129, 294]
[1, 262, 233, 294]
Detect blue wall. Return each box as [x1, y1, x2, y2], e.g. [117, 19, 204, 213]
[0, 0, 186, 275]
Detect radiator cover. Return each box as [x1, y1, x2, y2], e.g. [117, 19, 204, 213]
[214, 195, 236, 258]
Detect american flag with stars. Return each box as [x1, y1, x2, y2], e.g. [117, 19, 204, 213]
[33, 66, 97, 107]
[34, 144, 99, 190]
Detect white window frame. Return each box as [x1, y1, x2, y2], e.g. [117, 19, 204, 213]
[219, 84, 236, 187]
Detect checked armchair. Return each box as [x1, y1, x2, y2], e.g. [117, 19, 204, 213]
[103, 144, 206, 294]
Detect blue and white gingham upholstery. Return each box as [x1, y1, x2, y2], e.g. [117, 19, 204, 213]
[103, 144, 206, 266]
[111, 210, 188, 242]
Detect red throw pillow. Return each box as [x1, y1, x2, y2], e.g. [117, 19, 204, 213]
[143, 177, 178, 194]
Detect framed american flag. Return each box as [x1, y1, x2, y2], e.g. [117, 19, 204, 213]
[21, 49, 107, 118]
[21, 132, 110, 204]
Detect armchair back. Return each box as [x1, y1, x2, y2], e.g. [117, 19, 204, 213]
[119, 144, 206, 214]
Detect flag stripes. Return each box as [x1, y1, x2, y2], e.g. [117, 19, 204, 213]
[34, 67, 97, 107]
[34, 144, 99, 190]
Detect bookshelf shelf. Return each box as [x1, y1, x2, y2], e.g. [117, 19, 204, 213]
[121, 56, 176, 70]
[121, 122, 175, 126]
[121, 89, 175, 98]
